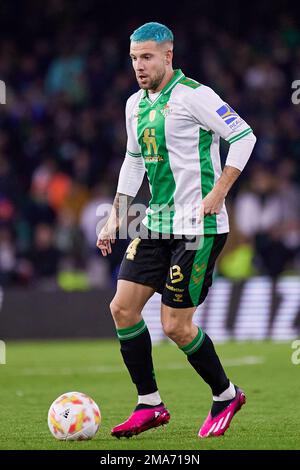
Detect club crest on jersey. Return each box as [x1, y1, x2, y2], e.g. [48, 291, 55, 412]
[160, 104, 172, 118]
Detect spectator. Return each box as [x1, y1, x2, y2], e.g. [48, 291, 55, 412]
[28, 223, 61, 287]
[234, 164, 294, 278]
[0, 227, 16, 285]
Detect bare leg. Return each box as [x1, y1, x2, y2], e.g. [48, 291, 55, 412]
[110, 279, 155, 329]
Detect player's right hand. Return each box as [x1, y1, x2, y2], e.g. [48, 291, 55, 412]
[96, 224, 116, 256]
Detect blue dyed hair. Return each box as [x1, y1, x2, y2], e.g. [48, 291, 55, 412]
[130, 22, 173, 44]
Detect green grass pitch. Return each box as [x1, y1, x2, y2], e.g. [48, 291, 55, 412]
[0, 339, 299, 450]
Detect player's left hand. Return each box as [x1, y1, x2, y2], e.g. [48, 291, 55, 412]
[198, 188, 226, 222]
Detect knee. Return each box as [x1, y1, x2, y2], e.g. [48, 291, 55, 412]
[109, 298, 127, 324]
[109, 298, 139, 328]
[162, 319, 191, 345]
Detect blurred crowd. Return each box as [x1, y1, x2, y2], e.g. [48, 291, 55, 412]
[0, 0, 300, 288]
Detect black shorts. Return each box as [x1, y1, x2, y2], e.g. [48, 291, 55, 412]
[117, 229, 228, 309]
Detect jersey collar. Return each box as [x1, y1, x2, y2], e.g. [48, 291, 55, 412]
[142, 69, 184, 104]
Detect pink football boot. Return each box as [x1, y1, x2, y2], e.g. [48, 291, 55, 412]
[111, 404, 170, 438]
[198, 387, 246, 438]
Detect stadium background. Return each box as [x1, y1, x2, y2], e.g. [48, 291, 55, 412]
[0, 0, 300, 451]
[1, 0, 300, 339]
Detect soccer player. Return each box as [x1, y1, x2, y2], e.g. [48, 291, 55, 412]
[97, 22, 256, 438]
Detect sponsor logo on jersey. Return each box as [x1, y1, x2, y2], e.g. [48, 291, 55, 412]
[228, 117, 244, 131]
[144, 155, 164, 162]
[143, 128, 158, 154]
[216, 104, 239, 124]
[216, 104, 245, 131]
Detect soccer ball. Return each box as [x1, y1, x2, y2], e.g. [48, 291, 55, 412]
[48, 391, 101, 440]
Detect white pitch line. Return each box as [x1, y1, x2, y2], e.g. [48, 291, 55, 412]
[15, 356, 265, 376]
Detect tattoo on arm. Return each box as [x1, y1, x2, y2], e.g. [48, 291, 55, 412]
[112, 192, 134, 226]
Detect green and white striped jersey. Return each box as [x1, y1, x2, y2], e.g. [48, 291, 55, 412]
[125, 69, 253, 235]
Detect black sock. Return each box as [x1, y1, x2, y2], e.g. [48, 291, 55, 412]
[182, 329, 229, 396]
[117, 319, 158, 396]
